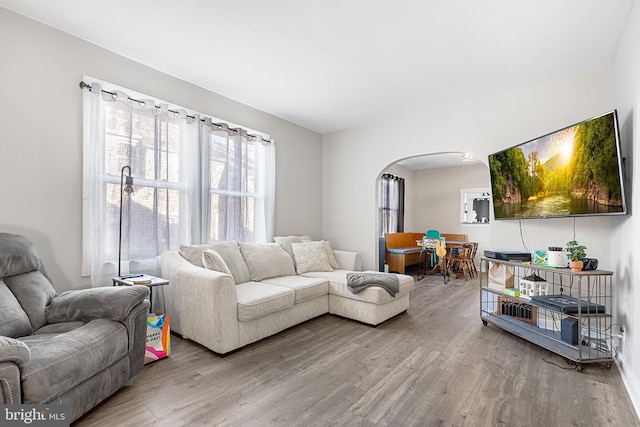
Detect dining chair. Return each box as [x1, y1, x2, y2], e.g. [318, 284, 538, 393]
[469, 242, 479, 275]
[446, 243, 475, 280]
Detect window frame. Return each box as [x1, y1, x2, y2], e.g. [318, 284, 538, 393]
[81, 76, 271, 276]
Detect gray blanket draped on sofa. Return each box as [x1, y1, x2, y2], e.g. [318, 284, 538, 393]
[346, 272, 400, 297]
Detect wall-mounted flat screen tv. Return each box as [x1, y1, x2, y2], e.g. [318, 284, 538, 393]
[488, 110, 627, 220]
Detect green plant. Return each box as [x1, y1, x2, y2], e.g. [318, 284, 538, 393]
[565, 240, 587, 261]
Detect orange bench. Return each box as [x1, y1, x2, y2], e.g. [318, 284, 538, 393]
[384, 232, 424, 274]
[384, 232, 469, 274]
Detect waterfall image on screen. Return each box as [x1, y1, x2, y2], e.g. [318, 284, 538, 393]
[488, 111, 627, 219]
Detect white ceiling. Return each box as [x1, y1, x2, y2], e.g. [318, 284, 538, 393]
[0, 0, 633, 136]
[395, 152, 482, 170]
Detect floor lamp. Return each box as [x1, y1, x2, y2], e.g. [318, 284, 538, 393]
[118, 165, 136, 278]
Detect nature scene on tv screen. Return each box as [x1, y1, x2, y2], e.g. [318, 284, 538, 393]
[489, 113, 625, 219]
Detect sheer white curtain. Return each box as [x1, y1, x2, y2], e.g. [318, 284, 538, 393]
[84, 82, 108, 285]
[85, 84, 197, 286]
[202, 123, 275, 243]
[83, 79, 275, 287]
[379, 174, 405, 236]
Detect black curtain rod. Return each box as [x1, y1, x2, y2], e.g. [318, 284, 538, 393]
[382, 173, 402, 180]
[79, 81, 272, 145]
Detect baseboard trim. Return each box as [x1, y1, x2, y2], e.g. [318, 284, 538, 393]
[616, 353, 640, 420]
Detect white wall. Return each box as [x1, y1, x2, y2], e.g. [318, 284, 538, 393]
[411, 163, 491, 267]
[323, 69, 615, 272]
[411, 163, 489, 234]
[611, 0, 640, 414]
[0, 9, 323, 291]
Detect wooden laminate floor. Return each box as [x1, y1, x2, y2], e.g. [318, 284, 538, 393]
[74, 273, 640, 427]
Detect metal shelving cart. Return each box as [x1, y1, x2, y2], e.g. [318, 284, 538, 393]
[480, 257, 614, 371]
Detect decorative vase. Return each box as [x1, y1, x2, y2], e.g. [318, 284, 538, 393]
[570, 260, 584, 273]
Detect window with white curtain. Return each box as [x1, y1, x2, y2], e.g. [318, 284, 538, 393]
[206, 127, 263, 242]
[82, 77, 275, 286]
[378, 173, 405, 236]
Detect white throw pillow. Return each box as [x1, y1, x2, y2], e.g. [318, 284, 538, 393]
[239, 243, 297, 281]
[291, 241, 334, 274]
[274, 235, 312, 260]
[179, 243, 216, 268]
[202, 249, 234, 279]
[322, 240, 341, 269]
[208, 241, 251, 284]
[181, 241, 250, 284]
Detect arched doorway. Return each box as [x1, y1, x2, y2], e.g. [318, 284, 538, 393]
[376, 152, 491, 273]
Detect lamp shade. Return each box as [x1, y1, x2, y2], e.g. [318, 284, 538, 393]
[123, 175, 135, 194]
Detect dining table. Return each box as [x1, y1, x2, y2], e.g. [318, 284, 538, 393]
[417, 239, 470, 281]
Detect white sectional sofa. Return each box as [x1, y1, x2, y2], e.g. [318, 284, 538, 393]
[160, 237, 414, 354]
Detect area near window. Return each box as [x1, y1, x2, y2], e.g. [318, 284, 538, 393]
[81, 77, 275, 286]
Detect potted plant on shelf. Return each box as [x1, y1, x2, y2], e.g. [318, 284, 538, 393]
[565, 240, 587, 273]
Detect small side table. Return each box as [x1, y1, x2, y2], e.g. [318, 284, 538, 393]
[112, 274, 171, 364]
[112, 274, 169, 313]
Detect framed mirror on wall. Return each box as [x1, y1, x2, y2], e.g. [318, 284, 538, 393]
[460, 188, 491, 224]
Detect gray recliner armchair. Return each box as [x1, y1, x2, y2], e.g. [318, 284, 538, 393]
[0, 232, 150, 422]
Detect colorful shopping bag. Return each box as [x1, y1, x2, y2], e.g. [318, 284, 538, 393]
[145, 313, 170, 364]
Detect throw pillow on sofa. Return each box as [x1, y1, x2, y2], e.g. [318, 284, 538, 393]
[322, 240, 341, 269]
[239, 243, 297, 281]
[291, 241, 334, 274]
[179, 243, 216, 268]
[180, 241, 251, 284]
[202, 249, 234, 278]
[273, 235, 311, 260]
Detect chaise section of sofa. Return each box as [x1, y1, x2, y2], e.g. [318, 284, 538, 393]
[301, 269, 414, 326]
[161, 237, 413, 355]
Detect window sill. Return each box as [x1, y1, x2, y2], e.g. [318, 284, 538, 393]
[460, 222, 490, 228]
